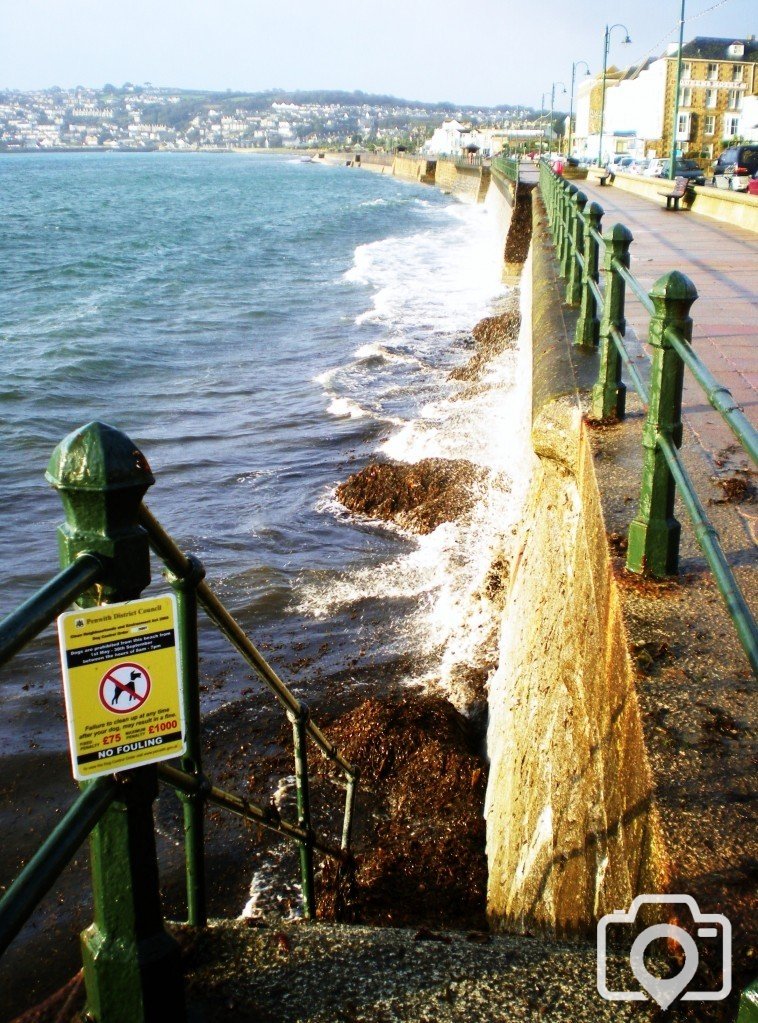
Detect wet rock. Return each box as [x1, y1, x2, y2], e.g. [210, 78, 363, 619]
[317, 692, 488, 930]
[336, 458, 486, 534]
[449, 308, 520, 382]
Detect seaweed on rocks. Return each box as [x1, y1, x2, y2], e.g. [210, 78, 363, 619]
[448, 308, 521, 382]
[317, 692, 488, 930]
[336, 458, 487, 534]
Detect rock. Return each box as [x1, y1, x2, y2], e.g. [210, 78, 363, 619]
[336, 458, 486, 534]
[449, 309, 521, 382]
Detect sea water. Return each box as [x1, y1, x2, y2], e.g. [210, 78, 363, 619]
[0, 151, 537, 1008]
[1, 151, 530, 756]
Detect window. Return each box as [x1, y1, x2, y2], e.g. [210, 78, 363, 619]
[679, 86, 692, 107]
[707, 63, 719, 80]
[705, 114, 716, 135]
[705, 88, 717, 109]
[726, 116, 740, 137]
[727, 90, 743, 110]
[682, 62, 692, 78]
[732, 64, 743, 82]
[677, 112, 691, 139]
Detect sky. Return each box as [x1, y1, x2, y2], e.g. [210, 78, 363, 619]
[1, 0, 756, 108]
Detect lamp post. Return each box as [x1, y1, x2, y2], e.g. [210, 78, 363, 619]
[540, 91, 548, 154]
[549, 81, 566, 154]
[568, 60, 591, 158]
[668, 0, 686, 179]
[598, 23, 632, 166]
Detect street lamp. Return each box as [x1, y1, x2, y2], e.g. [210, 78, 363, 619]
[540, 91, 548, 154]
[668, 0, 686, 179]
[598, 23, 632, 166]
[568, 60, 591, 158]
[549, 81, 566, 154]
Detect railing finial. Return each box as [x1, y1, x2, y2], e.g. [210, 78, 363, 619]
[46, 421, 154, 606]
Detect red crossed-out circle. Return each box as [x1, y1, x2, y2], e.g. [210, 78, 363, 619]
[99, 662, 152, 715]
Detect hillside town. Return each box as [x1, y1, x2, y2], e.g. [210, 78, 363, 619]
[0, 84, 545, 153]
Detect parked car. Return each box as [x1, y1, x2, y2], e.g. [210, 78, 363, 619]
[651, 159, 705, 185]
[748, 171, 758, 197]
[629, 158, 650, 175]
[712, 145, 758, 191]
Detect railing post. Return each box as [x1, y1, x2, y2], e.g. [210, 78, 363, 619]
[565, 190, 587, 307]
[592, 224, 634, 420]
[574, 201, 602, 349]
[290, 706, 316, 919]
[46, 421, 186, 1023]
[168, 555, 207, 928]
[627, 272, 698, 577]
[554, 179, 566, 256]
[560, 183, 576, 279]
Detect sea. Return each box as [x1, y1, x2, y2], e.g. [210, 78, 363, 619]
[0, 152, 532, 1007]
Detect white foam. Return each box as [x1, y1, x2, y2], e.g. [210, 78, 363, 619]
[327, 396, 370, 419]
[305, 191, 533, 713]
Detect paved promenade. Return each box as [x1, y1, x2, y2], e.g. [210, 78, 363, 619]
[579, 178, 757, 477]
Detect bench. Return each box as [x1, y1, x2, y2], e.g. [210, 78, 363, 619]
[659, 175, 690, 210]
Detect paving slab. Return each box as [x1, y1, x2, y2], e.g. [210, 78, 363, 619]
[578, 179, 758, 476]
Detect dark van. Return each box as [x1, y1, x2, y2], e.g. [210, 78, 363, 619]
[712, 145, 758, 190]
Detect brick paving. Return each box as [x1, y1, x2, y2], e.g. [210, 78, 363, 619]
[579, 178, 758, 474]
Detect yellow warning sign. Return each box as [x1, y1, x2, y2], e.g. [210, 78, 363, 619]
[57, 594, 185, 780]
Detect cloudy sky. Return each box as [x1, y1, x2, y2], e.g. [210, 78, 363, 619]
[2, 0, 755, 106]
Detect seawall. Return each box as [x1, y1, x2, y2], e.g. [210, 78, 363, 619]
[484, 198, 667, 935]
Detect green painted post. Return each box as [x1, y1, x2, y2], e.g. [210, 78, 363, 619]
[592, 224, 634, 420]
[574, 202, 602, 349]
[290, 707, 316, 919]
[737, 978, 758, 1022]
[46, 422, 186, 1023]
[627, 272, 698, 576]
[168, 555, 207, 928]
[559, 183, 576, 278]
[565, 190, 587, 307]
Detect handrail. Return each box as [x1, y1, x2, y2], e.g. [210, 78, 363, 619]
[665, 326, 758, 459]
[139, 505, 358, 779]
[0, 777, 117, 957]
[656, 432, 758, 673]
[491, 155, 520, 183]
[538, 161, 757, 677]
[0, 554, 105, 665]
[0, 423, 361, 1021]
[158, 764, 347, 862]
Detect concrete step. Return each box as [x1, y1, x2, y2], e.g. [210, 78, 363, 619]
[180, 919, 670, 1022]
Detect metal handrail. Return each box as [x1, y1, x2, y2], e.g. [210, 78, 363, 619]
[666, 326, 758, 459]
[491, 155, 520, 182]
[0, 777, 117, 957]
[0, 554, 105, 665]
[158, 764, 347, 862]
[538, 160, 757, 677]
[0, 423, 360, 1021]
[139, 505, 357, 780]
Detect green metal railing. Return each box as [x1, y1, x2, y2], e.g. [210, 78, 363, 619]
[539, 161, 758, 677]
[491, 155, 520, 183]
[0, 421, 358, 1023]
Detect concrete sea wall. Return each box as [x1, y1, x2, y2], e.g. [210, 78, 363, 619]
[327, 150, 667, 935]
[434, 159, 490, 203]
[484, 197, 668, 936]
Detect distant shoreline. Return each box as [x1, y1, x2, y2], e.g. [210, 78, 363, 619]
[0, 146, 319, 156]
